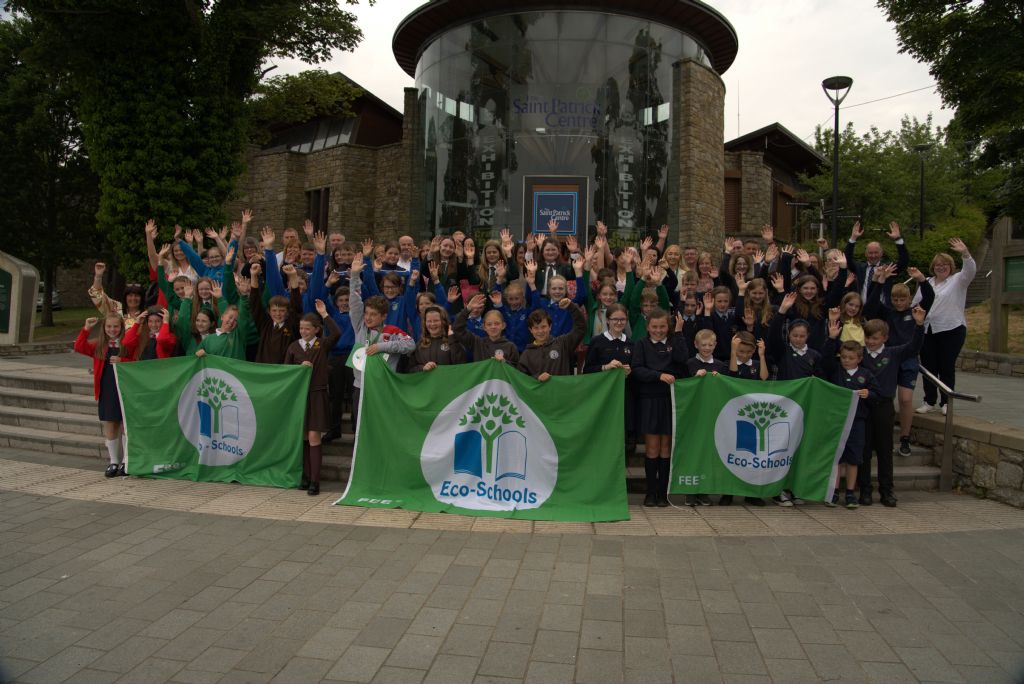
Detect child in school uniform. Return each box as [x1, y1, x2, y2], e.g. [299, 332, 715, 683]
[247, 261, 303, 364]
[838, 292, 866, 345]
[123, 307, 177, 360]
[720, 332, 769, 507]
[195, 305, 249, 360]
[493, 282, 532, 352]
[767, 292, 824, 381]
[74, 314, 138, 477]
[686, 329, 729, 378]
[856, 306, 927, 507]
[517, 301, 586, 380]
[630, 308, 689, 507]
[454, 294, 520, 365]
[583, 303, 635, 452]
[409, 306, 466, 371]
[698, 286, 738, 361]
[822, 323, 881, 509]
[348, 257, 416, 424]
[284, 299, 341, 496]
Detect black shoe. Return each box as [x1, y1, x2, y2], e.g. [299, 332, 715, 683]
[745, 497, 766, 507]
[299, 476, 310, 491]
[685, 495, 697, 507]
[696, 494, 712, 506]
[322, 428, 341, 444]
[307, 482, 320, 496]
[898, 438, 912, 457]
[656, 495, 669, 508]
[858, 493, 873, 506]
[643, 494, 657, 507]
[881, 494, 898, 508]
[104, 463, 118, 478]
[118, 463, 127, 477]
[718, 495, 733, 506]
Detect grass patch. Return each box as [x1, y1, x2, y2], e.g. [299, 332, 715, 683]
[32, 307, 94, 341]
[964, 301, 1024, 354]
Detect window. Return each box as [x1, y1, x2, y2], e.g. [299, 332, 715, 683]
[305, 187, 331, 233]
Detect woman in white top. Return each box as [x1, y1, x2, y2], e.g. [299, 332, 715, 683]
[913, 237, 975, 414]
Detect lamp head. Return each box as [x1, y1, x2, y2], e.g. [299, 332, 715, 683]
[914, 143, 934, 153]
[821, 76, 853, 105]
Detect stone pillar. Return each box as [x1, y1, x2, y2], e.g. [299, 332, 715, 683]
[738, 151, 772, 237]
[402, 87, 427, 240]
[671, 59, 725, 256]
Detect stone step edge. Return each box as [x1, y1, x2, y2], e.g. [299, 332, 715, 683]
[0, 385, 96, 406]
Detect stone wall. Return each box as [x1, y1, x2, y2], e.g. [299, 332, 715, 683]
[671, 59, 725, 256]
[911, 413, 1024, 508]
[731, 150, 772, 238]
[957, 350, 1024, 377]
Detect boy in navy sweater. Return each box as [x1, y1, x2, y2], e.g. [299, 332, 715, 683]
[856, 306, 927, 507]
[823, 323, 881, 509]
[728, 332, 768, 380]
[698, 287, 737, 361]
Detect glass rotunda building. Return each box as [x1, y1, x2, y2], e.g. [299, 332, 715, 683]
[393, 0, 738, 243]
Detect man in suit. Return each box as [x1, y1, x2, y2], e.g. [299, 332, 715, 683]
[844, 220, 909, 301]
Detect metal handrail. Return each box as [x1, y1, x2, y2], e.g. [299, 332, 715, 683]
[917, 366, 982, 490]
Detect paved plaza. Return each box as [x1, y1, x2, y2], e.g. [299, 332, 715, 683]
[2, 450, 1024, 683]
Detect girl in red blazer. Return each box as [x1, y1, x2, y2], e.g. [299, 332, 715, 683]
[123, 307, 178, 360]
[74, 314, 138, 477]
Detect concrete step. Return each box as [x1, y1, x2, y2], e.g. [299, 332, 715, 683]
[0, 369, 93, 395]
[0, 424, 105, 459]
[0, 405, 103, 436]
[0, 385, 96, 415]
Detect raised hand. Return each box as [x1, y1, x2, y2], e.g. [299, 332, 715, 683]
[761, 224, 774, 243]
[830, 251, 848, 269]
[468, 293, 487, 313]
[211, 281, 223, 299]
[454, 239, 464, 259]
[547, 218, 559, 234]
[736, 273, 747, 293]
[779, 291, 797, 313]
[584, 244, 597, 267]
[219, 225, 230, 241]
[907, 266, 925, 282]
[912, 305, 927, 324]
[743, 308, 755, 327]
[850, 221, 864, 241]
[816, 237, 829, 251]
[558, 297, 572, 310]
[463, 240, 475, 261]
[525, 233, 537, 252]
[325, 271, 340, 287]
[724, 236, 734, 253]
[84, 317, 98, 329]
[639, 236, 653, 253]
[675, 312, 684, 332]
[708, 266, 719, 279]
[303, 219, 315, 238]
[489, 290, 503, 308]
[781, 244, 795, 255]
[230, 222, 243, 241]
[702, 291, 714, 313]
[765, 243, 779, 263]
[500, 227, 512, 246]
[756, 339, 766, 356]
[145, 219, 158, 240]
[158, 243, 171, 260]
[572, 253, 585, 276]
[260, 226, 275, 250]
[828, 306, 841, 322]
[314, 299, 328, 317]
[525, 260, 538, 280]
[312, 231, 327, 255]
[250, 262, 262, 277]
[796, 249, 810, 264]
[828, 317, 841, 339]
[361, 238, 374, 257]
[447, 285, 460, 303]
[887, 221, 901, 240]
[658, 224, 669, 240]
[594, 234, 607, 251]
[565, 235, 578, 253]
[204, 226, 218, 240]
[241, 208, 253, 225]
[845, 271, 856, 288]
[224, 246, 236, 265]
[753, 249, 765, 265]
[770, 272, 784, 293]
[495, 260, 507, 280]
[949, 237, 968, 254]
[94, 262, 106, 276]
[595, 220, 607, 236]
[173, 224, 182, 240]
[428, 261, 440, 282]
[349, 257, 365, 275]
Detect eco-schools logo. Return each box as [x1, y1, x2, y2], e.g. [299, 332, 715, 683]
[713, 394, 804, 486]
[421, 380, 557, 511]
[176, 370, 256, 467]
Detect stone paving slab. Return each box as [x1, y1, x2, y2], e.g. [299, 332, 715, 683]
[0, 486, 1023, 683]
[2, 455, 1023, 538]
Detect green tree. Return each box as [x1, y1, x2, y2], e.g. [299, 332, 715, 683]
[248, 70, 362, 145]
[0, 16, 101, 326]
[737, 402, 787, 452]
[198, 377, 237, 435]
[459, 394, 526, 475]
[877, 0, 1023, 219]
[7, 0, 370, 280]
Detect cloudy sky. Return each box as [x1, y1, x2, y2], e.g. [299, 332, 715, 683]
[271, 0, 952, 143]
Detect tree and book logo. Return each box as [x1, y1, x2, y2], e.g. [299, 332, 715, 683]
[421, 379, 557, 511]
[713, 393, 804, 485]
[176, 368, 256, 467]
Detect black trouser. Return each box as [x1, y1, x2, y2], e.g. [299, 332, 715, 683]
[858, 398, 895, 497]
[919, 325, 966, 406]
[328, 354, 354, 433]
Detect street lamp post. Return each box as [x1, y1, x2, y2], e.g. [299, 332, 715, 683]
[915, 142, 934, 239]
[822, 76, 853, 247]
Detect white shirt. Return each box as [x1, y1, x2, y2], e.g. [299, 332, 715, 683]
[696, 354, 715, 363]
[602, 331, 627, 342]
[912, 255, 975, 333]
[791, 344, 807, 356]
[868, 345, 885, 358]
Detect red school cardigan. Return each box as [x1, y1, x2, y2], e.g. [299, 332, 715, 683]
[73, 328, 139, 400]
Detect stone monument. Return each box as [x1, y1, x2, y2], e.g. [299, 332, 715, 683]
[0, 251, 39, 345]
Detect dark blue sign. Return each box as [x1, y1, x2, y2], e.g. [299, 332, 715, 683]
[533, 191, 578, 235]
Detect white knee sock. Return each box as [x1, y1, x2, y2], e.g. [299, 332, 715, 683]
[105, 438, 120, 465]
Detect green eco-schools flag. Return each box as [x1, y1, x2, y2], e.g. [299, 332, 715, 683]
[670, 376, 858, 502]
[335, 358, 629, 522]
[115, 356, 310, 487]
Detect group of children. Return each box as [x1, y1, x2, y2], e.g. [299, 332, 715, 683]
[74, 213, 971, 509]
